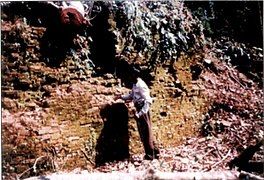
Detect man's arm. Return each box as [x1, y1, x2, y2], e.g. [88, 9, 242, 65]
[121, 93, 133, 101]
[114, 92, 133, 101]
[47, 2, 60, 9]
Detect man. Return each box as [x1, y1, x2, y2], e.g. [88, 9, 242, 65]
[38, 1, 91, 64]
[46, 1, 90, 32]
[115, 68, 159, 160]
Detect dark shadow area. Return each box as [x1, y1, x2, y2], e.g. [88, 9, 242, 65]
[229, 139, 264, 174]
[89, 2, 155, 86]
[116, 60, 155, 89]
[96, 103, 130, 166]
[90, 2, 116, 73]
[185, 1, 263, 47]
[35, 2, 88, 67]
[190, 64, 203, 80]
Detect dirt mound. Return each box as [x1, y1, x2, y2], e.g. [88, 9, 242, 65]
[1, 1, 263, 179]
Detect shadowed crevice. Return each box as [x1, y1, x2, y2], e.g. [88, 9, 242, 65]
[95, 103, 130, 166]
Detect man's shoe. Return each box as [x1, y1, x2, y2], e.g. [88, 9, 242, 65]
[144, 153, 159, 160]
[144, 154, 154, 160]
[154, 148, 160, 155]
[154, 153, 160, 159]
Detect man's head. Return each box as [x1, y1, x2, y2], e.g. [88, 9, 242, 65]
[116, 60, 141, 87]
[60, 7, 88, 28]
[129, 67, 140, 84]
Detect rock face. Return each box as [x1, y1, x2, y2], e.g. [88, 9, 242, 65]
[85, 1, 206, 81]
[110, 1, 205, 65]
[1, 1, 263, 179]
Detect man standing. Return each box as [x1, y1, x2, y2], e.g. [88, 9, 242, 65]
[115, 69, 159, 160]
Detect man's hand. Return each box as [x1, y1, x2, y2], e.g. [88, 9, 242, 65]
[114, 94, 122, 101]
[134, 109, 142, 119]
[135, 112, 140, 118]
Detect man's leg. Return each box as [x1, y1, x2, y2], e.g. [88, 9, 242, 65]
[136, 111, 159, 159]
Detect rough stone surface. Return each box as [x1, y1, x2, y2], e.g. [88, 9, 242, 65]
[1, 1, 263, 179]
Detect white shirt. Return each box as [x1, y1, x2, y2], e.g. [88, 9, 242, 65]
[48, 1, 85, 17]
[121, 78, 152, 117]
[62, 1, 85, 17]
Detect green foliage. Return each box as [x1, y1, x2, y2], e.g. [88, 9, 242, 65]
[185, 1, 263, 46]
[109, 1, 205, 71]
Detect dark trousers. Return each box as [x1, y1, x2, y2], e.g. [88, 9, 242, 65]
[135, 103, 159, 158]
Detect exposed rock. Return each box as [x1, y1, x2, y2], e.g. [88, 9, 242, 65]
[2, 98, 17, 111]
[1, 1, 263, 179]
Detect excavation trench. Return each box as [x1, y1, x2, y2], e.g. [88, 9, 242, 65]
[1, 2, 207, 178]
